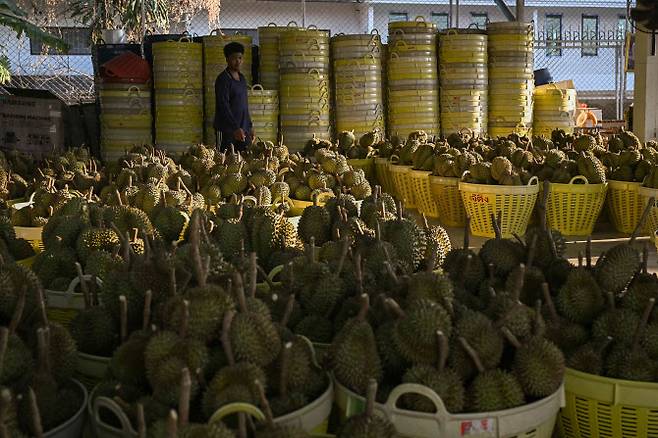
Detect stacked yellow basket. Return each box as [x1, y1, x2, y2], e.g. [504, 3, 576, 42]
[248, 84, 279, 143]
[331, 32, 385, 139]
[152, 38, 203, 155]
[279, 27, 331, 152]
[258, 22, 298, 90]
[533, 84, 577, 137]
[202, 32, 253, 144]
[387, 17, 440, 139]
[488, 22, 534, 138]
[98, 82, 152, 162]
[439, 28, 488, 136]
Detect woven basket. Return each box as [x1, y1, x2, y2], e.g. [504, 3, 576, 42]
[429, 176, 466, 227]
[374, 158, 394, 196]
[638, 186, 658, 242]
[459, 177, 539, 238]
[606, 180, 645, 235]
[408, 170, 436, 217]
[545, 177, 608, 236]
[389, 161, 416, 209]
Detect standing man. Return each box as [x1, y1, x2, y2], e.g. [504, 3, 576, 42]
[214, 41, 253, 151]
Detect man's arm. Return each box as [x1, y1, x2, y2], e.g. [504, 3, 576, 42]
[215, 74, 240, 133]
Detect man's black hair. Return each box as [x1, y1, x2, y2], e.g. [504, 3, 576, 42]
[224, 42, 245, 58]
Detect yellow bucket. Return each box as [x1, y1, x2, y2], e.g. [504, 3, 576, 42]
[544, 177, 608, 236]
[408, 169, 437, 218]
[459, 176, 539, 238]
[605, 180, 645, 235]
[430, 176, 466, 227]
[637, 186, 658, 241]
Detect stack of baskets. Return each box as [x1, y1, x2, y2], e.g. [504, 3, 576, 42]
[152, 38, 203, 155]
[248, 84, 279, 143]
[387, 17, 440, 139]
[439, 28, 488, 136]
[98, 82, 152, 162]
[279, 26, 332, 152]
[258, 22, 298, 90]
[331, 32, 385, 139]
[202, 32, 253, 144]
[487, 22, 534, 138]
[533, 84, 577, 137]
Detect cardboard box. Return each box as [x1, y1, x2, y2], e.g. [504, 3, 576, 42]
[0, 89, 64, 158]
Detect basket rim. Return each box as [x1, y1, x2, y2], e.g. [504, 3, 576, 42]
[566, 367, 658, 390]
[607, 179, 643, 189]
[430, 175, 460, 185]
[545, 181, 608, 194]
[459, 180, 539, 195]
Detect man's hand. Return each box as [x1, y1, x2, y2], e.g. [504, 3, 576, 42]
[233, 128, 246, 142]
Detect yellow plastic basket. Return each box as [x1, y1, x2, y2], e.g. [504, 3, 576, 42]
[606, 180, 645, 235]
[408, 170, 437, 218]
[45, 275, 103, 329]
[375, 158, 395, 195]
[347, 158, 376, 183]
[388, 162, 417, 209]
[430, 176, 466, 227]
[459, 177, 539, 238]
[637, 186, 658, 242]
[287, 192, 334, 217]
[558, 368, 658, 438]
[544, 177, 608, 237]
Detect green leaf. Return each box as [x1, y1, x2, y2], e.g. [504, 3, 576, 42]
[0, 4, 69, 52]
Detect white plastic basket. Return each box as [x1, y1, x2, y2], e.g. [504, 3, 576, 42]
[45, 379, 88, 438]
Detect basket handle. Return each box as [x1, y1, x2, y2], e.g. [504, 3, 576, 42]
[287, 21, 299, 27]
[389, 154, 400, 165]
[268, 264, 284, 283]
[251, 84, 264, 91]
[384, 383, 450, 417]
[267, 22, 278, 27]
[526, 175, 539, 186]
[569, 175, 589, 184]
[446, 29, 459, 36]
[316, 191, 335, 204]
[208, 402, 266, 425]
[93, 396, 137, 434]
[242, 195, 259, 207]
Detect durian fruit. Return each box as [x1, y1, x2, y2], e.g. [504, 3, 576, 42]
[382, 203, 427, 273]
[401, 331, 464, 413]
[576, 152, 606, 184]
[523, 189, 566, 269]
[202, 310, 267, 419]
[405, 268, 454, 312]
[0, 388, 26, 438]
[297, 194, 331, 245]
[0, 323, 34, 390]
[76, 226, 121, 260]
[328, 294, 382, 395]
[459, 337, 525, 412]
[478, 213, 524, 278]
[567, 336, 613, 375]
[622, 244, 658, 315]
[420, 215, 452, 271]
[505, 234, 545, 306]
[253, 379, 310, 438]
[442, 218, 485, 292]
[556, 263, 604, 325]
[487, 265, 536, 342]
[502, 323, 565, 398]
[337, 379, 399, 438]
[388, 297, 452, 365]
[592, 291, 640, 346]
[541, 283, 589, 353]
[268, 341, 312, 417]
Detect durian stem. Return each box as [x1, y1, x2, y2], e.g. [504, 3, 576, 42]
[169, 266, 177, 297]
[426, 247, 438, 273]
[539, 183, 550, 231]
[547, 229, 558, 258]
[179, 300, 190, 339]
[0, 389, 11, 428]
[189, 213, 207, 288]
[114, 189, 123, 206]
[534, 300, 544, 336]
[75, 262, 91, 310]
[119, 296, 128, 342]
[8, 287, 26, 334]
[541, 283, 559, 322]
[221, 310, 236, 366]
[577, 251, 584, 268]
[631, 197, 654, 243]
[28, 387, 44, 438]
[357, 293, 370, 321]
[36, 327, 51, 375]
[136, 403, 146, 438]
[195, 367, 207, 389]
[281, 294, 296, 328]
[279, 342, 293, 399]
[36, 287, 48, 328]
[643, 242, 649, 274]
[526, 234, 538, 267]
[365, 379, 378, 419]
[383, 261, 399, 285]
[234, 272, 248, 314]
[384, 297, 406, 319]
[143, 290, 152, 331]
[488, 286, 497, 300]
[336, 238, 350, 277]
[436, 330, 449, 372]
[487, 263, 495, 282]
[307, 236, 317, 264]
[166, 410, 178, 438]
[586, 236, 592, 269]
[458, 337, 485, 373]
[354, 252, 364, 296]
[511, 233, 526, 249]
[255, 379, 276, 427]
[501, 327, 523, 349]
[178, 368, 191, 427]
[633, 298, 656, 351]
[512, 264, 525, 302]
[605, 291, 616, 311]
[249, 253, 258, 299]
[0, 328, 7, 380]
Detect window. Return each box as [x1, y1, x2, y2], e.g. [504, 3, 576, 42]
[545, 14, 562, 57]
[389, 12, 408, 23]
[617, 15, 627, 40]
[582, 15, 599, 56]
[30, 27, 91, 55]
[471, 13, 488, 29]
[431, 12, 449, 30]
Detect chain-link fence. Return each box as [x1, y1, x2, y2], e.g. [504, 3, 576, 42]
[1, 0, 634, 117]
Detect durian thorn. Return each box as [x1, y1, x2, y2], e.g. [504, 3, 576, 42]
[436, 330, 449, 372]
[27, 387, 44, 438]
[633, 298, 656, 351]
[458, 336, 485, 373]
[279, 342, 293, 399]
[255, 379, 275, 427]
[526, 234, 538, 267]
[365, 379, 378, 419]
[534, 300, 545, 336]
[605, 291, 616, 311]
[166, 410, 178, 438]
[75, 262, 91, 310]
[384, 297, 405, 319]
[143, 290, 153, 331]
[234, 272, 248, 314]
[257, 265, 277, 291]
[178, 368, 191, 427]
[586, 236, 592, 269]
[357, 293, 370, 321]
[631, 196, 654, 244]
[0, 328, 7, 381]
[119, 295, 128, 343]
[179, 300, 190, 339]
[336, 238, 350, 277]
[577, 251, 584, 268]
[541, 283, 559, 322]
[281, 294, 296, 328]
[249, 253, 258, 299]
[8, 286, 26, 335]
